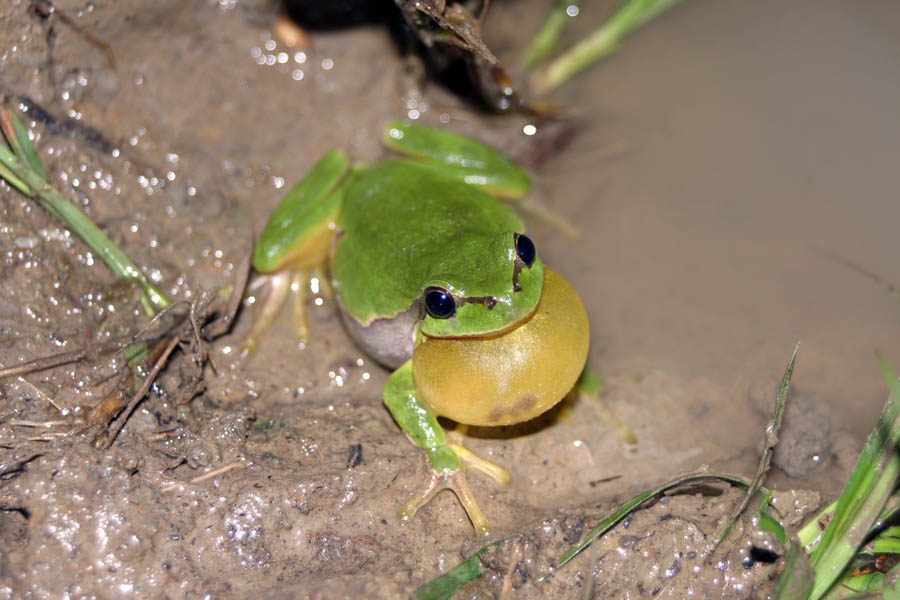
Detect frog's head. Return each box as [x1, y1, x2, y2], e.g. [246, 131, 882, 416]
[418, 232, 544, 338]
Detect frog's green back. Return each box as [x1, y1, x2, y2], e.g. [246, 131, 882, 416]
[333, 159, 525, 325]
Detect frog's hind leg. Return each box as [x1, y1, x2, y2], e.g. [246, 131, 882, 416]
[244, 150, 349, 351]
[382, 121, 532, 200]
[384, 361, 510, 536]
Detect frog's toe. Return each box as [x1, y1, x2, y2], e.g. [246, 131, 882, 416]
[288, 270, 311, 342]
[400, 468, 492, 537]
[447, 438, 511, 486]
[241, 270, 292, 354]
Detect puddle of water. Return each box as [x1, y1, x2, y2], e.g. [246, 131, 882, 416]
[533, 0, 900, 443]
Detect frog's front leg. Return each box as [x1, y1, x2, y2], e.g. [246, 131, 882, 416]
[383, 360, 510, 536]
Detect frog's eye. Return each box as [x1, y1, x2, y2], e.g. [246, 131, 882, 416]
[514, 233, 536, 268]
[424, 287, 456, 319]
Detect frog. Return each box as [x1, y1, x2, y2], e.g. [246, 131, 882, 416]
[249, 121, 591, 535]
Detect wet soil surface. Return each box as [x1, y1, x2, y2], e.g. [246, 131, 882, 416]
[1, 0, 898, 597]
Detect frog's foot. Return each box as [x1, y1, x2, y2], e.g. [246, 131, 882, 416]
[242, 270, 292, 355]
[243, 268, 322, 354]
[401, 441, 511, 536]
[447, 428, 512, 485]
[400, 467, 493, 537]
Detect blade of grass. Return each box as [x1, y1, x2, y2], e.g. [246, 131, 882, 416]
[864, 525, 900, 555]
[416, 472, 753, 597]
[798, 493, 900, 564]
[530, 0, 686, 95]
[805, 357, 900, 599]
[0, 145, 31, 196]
[558, 472, 751, 567]
[3, 108, 48, 179]
[797, 499, 837, 553]
[884, 562, 900, 600]
[774, 541, 815, 600]
[827, 570, 883, 599]
[414, 541, 502, 600]
[0, 106, 170, 315]
[757, 488, 787, 546]
[715, 343, 798, 548]
[520, 0, 579, 71]
[878, 352, 900, 404]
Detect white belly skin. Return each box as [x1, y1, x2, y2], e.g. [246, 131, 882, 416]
[339, 301, 420, 369]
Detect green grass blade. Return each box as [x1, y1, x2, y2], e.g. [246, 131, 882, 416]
[774, 541, 815, 600]
[865, 525, 900, 554]
[5, 109, 49, 179]
[422, 473, 754, 597]
[558, 472, 751, 567]
[796, 500, 837, 551]
[531, 0, 686, 95]
[0, 107, 170, 315]
[716, 343, 798, 547]
[414, 541, 501, 600]
[757, 489, 787, 545]
[123, 341, 149, 366]
[0, 144, 31, 195]
[806, 358, 900, 599]
[520, 0, 578, 71]
[877, 352, 900, 403]
[884, 563, 900, 600]
[797, 494, 900, 571]
[826, 571, 883, 599]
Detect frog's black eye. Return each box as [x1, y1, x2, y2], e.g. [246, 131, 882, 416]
[424, 287, 456, 319]
[514, 233, 536, 268]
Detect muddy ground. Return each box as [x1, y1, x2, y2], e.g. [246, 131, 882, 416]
[1, 0, 898, 598]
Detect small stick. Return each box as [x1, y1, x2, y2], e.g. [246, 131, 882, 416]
[132, 301, 190, 343]
[161, 461, 245, 491]
[203, 252, 251, 339]
[710, 342, 799, 552]
[0, 348, 87, 379]
[26, 434, 68, 441]
[8, 420, 67, 428]
[32, 0, 117, 69]
[101, 335, 180, 449]
[0, 365, 62, 411]
[145, 428, 181, 442]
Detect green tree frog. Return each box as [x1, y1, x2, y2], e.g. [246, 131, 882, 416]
[250, 121, 589, 535]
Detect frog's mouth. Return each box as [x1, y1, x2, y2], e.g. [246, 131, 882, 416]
[440, 297, 540, 339]
[419, 255, 544, 339]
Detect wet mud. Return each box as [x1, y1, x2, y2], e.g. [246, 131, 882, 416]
[1, 0, 897, 597]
